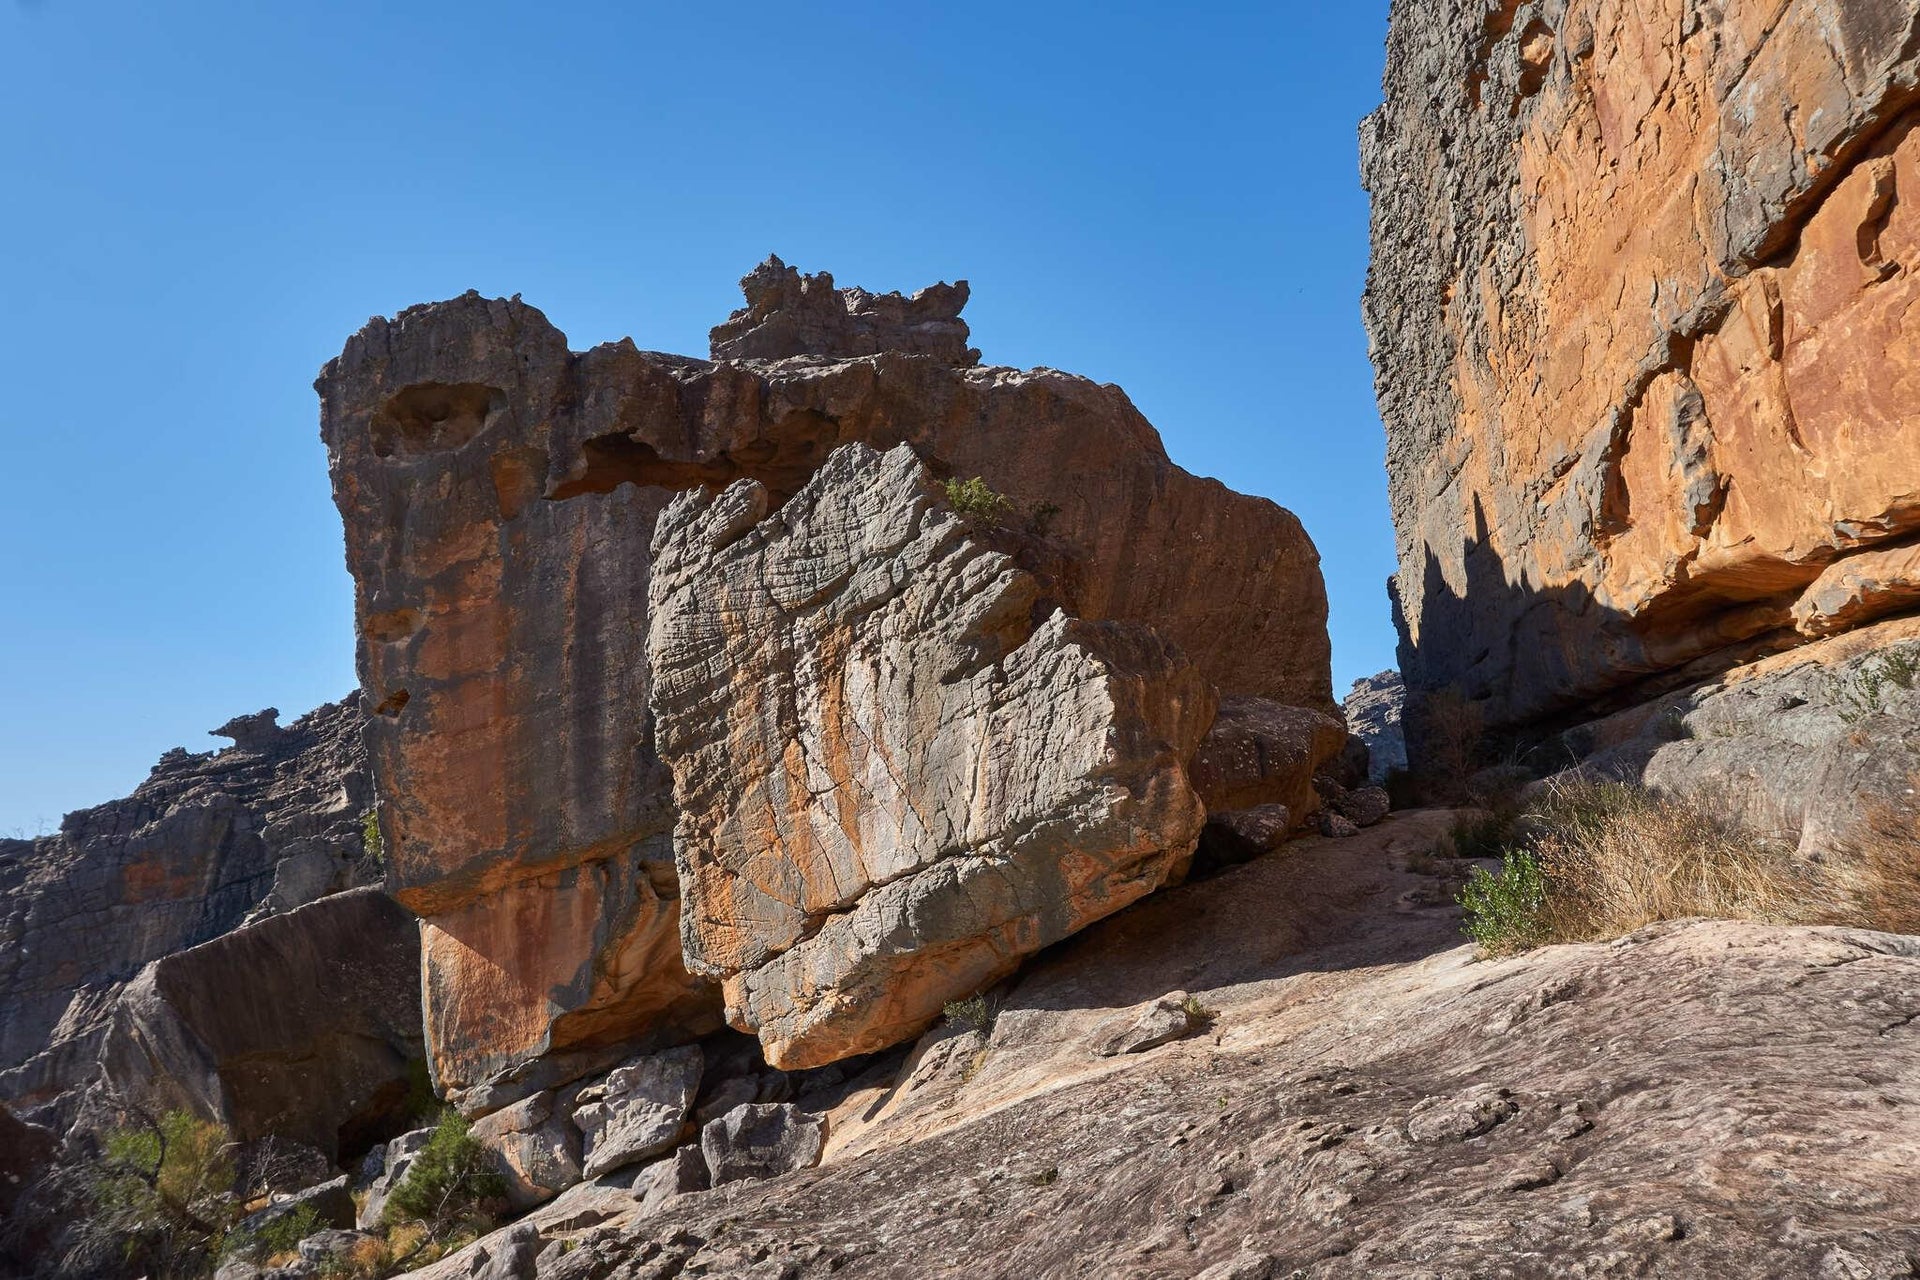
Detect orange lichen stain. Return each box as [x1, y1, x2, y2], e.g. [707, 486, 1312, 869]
[120, 852, 196, 904]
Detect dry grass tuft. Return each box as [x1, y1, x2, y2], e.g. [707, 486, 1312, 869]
[1459, 780, 1920, 954]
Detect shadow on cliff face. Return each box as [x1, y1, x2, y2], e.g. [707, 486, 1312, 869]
[1394, 496, 1815, 787]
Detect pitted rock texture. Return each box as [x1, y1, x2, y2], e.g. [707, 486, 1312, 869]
[318, 270, 1327, 1096]
[1365, 0, 1920, 742]
[709, 255, 979, 365]
[99, 887, 423, 1161]
[648, 442, 1212, 1068]
[0, 699, 371, 1121]
[409, 814, 1920, 1279]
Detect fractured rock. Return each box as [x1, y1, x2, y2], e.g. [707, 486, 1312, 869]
[356, 1125, 432, 1230]
[709, 255, 978, 365]
[1343, 670, 1406, 785]
[700, 1103, 825, 1186]
[1793, 541, 1920, 638]
[1195, 804, 1292, 874]
[648, 442, 1212, 1067]
[99, 887, 422, 1160]
[1365, 0, 1920, 742]
[1087, 992, 1204, 1057]
[0, 699, 372, 1120]
[318, 269, 1330, 1097]
[1189, 697, 1349, 825]
[471, 1090, 582, 1210]
[238, 1174, 355, 1238]
[571, 1044, 702, 1179]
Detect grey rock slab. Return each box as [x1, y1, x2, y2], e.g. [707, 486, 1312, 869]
[700, 1103, 825, 1186]
[572, 1044, 702, 1179]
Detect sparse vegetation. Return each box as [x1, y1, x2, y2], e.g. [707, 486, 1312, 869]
[361, 806, 385, 866]
[1027, 499, 1062, 536]
[1179, 994, 1218, 1029]
[941, 476, 1012, 526]
[943, 993, 996, 1033]
[230, 1202, 322, 1265]
[75, 1110, 241, 1279]
[1837, 646, 1920, 722]
[1412, 687, 1489, 803]
[1455, 780, 1920, 956]
[378, 1110, 503, 1240]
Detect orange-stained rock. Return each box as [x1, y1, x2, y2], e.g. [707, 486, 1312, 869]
[1365, 0, 1920, 739]
[1794, 541, 1920, 637]
[647, 443, 1213, 1068]
[318, 268, 1332, 1099]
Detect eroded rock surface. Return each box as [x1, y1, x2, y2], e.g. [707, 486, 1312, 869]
[648, 443, 1212, 1068]
[709, 255, 978, 365]
[1365, 0, 1920, 741]
[319, 270, 1328, 1098]
[0, 699, 372, 1122]
[413, 814, 1920, 1278]
[1342, 671, 1406, 785]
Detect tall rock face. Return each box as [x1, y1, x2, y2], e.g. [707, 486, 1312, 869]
[648, 443, 1212, 1068]
[1365, 0, 1920, 739]
[0, 700, 373, 1121]
[319, 267, 1331, 1097]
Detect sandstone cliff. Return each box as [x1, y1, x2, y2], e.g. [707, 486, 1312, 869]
[1365, 0, 1920, 742]
[318, 264, 1333, 1105]
[0, 700, 374, 1123]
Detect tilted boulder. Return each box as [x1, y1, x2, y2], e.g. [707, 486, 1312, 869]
[648, 443, 1213, 1067]
[0, 699, 372, 1122]
[700, 1103, 824, 1186]
[1365, 0, 1920, 743]
[317, 266, 1331, 1098]
[570, 1044, 702, 1179]
[100, 888, 422, 1161]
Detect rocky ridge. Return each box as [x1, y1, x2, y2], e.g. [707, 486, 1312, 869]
[0, 699, 374, 1124]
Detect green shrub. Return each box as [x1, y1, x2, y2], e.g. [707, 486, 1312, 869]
[942, 993, 995, 1033]
[380, 1111, 503, 1237]
[941, 476, 1011, 525]
[1458, 849, 1549, 956]
[360, 807, 384, 865]
[84, 1110, 241, 1278]
[233, 1202, 321, 1262]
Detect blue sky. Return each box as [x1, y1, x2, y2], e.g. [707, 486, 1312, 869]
[0, 1, 1394, 834]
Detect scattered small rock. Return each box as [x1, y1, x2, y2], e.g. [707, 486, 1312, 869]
[1405, 1086, 1518, 1144]
[1088, 992, 1206, 1057]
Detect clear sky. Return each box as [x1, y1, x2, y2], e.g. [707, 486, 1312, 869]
[0, 0, 1395, 834]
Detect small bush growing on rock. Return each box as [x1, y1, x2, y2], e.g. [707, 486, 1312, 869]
[941, 476, 1012, 526]
[380, 1110, 504, 1241]
[231, 1202, 321, 1264]
[360, 807, 384, 865]
[1458, 849, 1549, 956]
[942, 993, 995, 1033]
[74, 1110, 241, 1278]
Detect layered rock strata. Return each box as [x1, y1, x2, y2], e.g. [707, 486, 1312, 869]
[648, 443, 1211, 1067]
[1365, 0, 1920, 741]
[318, 267, 1331, 1095]
[0, 700, 372, 1120]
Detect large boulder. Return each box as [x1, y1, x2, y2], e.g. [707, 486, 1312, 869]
[1365, 0, 1920, 745]
[0, 700, 371, 1121]
[100, 888, 422, 1160]
[648, 443, 1213, 1067]
[317, 266, 1331, 1097]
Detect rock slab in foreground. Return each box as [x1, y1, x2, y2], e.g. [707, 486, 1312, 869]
[649, 442, 1212, 1068]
